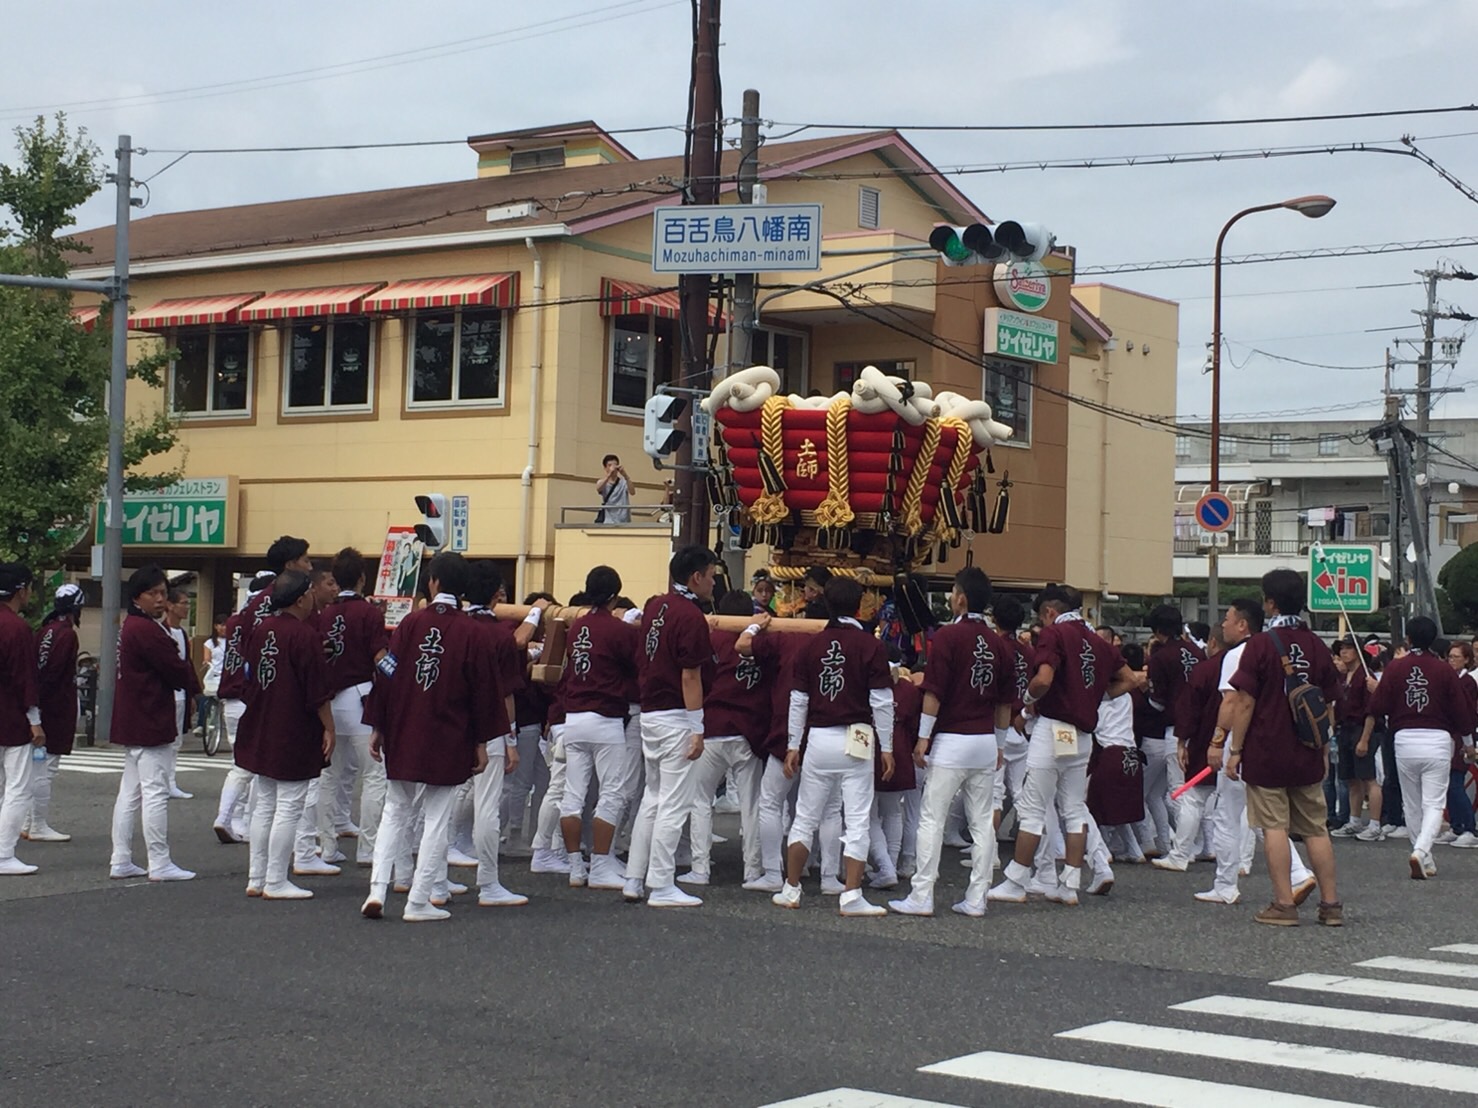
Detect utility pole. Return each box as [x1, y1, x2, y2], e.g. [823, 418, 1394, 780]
[1414, 269, 1438, 519]
[1384, 351, 1403, 640]
[675, 0, 721, 551]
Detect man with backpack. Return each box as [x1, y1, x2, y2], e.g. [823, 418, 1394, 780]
[1217, 569, 1341, 927]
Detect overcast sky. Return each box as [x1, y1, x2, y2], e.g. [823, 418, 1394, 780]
[4, 0, 1477, 425]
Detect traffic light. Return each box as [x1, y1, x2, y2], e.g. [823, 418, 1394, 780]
[414, 493, 447, 548]
[643, 392, 688, 463]
[929, 221, 1056, 266]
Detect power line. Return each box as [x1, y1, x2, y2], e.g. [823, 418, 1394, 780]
[758, 104, 1478, 134]
[0, 0, 684, 120]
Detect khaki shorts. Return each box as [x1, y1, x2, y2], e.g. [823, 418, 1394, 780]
[1245, 782, 1328, 839]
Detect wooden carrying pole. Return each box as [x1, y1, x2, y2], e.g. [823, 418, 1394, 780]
[493, 604, 827, 634]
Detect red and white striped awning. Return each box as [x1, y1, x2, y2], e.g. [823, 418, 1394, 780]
[73, 306, 101, 332]
[361, 273, 519, 313]
[236, 283, 385, 322]
[129, 293, 262, 332]
[599, 277, 726, 326]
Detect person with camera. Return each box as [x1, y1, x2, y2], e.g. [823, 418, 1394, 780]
[594, 454, 632, 525]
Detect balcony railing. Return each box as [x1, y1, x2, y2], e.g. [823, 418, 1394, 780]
[558, 504, 675, 527]
[1174, 537, 1310, 556]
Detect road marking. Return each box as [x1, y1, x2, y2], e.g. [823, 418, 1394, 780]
[920, 1050, 1373, 1107]
[1059, 1019, 1478, 1094]
[1357, 956, 1478, 980]
[1273, 972, 1478, 1011]
[1173, 994, 1478, 1047]
[1432, 943, 1478, 957]
[760, 1091, 964, 1108]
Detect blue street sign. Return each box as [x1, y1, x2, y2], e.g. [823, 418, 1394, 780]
[1194, 492, 1235, 533]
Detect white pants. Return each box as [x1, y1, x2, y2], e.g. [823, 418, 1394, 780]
[787, 728, 874, 863]
[757, 754, 791, 876]
[900, 783, 921, 862]
[216, 700, 254, 833]
[350, 733, 388, 863]
[562, 731, 628, 825]
[0, 744, 36, 859]
[1140, 736, 1173, 848]
[1167, 784, 1213, 865]
[1212, 774, 1309, 897]
[249, 777, 311, 889]
[1018, 716, 1090, 838]
[912, 762, 997, 905]
[614, 711, 645, 837]
[502, 723, 546, 834]
[1003, 738, 1061, 873]
[473, 741, 508, 891]
[1086, 816, 1111, 875]
[370, 780, 456, 907]
[869, 792, 905, 875]
[110, 746, 174, 871]
[1396, 748, 1451, 856]
[688, 739, 762, 879]
[319, 683, 371, 846]
[626, 712, 704, 890]
[26, 751, 60, 832]
[533, 740, 567, 853]
[296, 779, 322, 865]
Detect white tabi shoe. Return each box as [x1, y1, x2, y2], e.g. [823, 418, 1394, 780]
[1045, 883, 1079, 907]
[168, 786, 193, 800]
[1150, 857, 1188, 872]
[887, 892, 934, 916]
[292, 857, 341, 877]
[568, 856, 589, 888]
[477, 884, 529, 907]
[446, 846, 478, 868]
[622, 878, 646, 902]
[148, 863, 196, 882]
[868, 869, 899, 890]
[820, 875, 845, 896]
[771, 882, 802, 910]
[321, 848, 348, 865]
[25, 824, 70, 843]
[403, 901, 451, 922]
[742, 872, 783, 893]
[838, 889, 885, 917]
[587, 856, 626, 890]
[336, 823, 361, 839]
[1087, 870, 1114, 896]
[987, 876, 1028, 904]
[1194, 888, 1240, 905]
[951, 898, 986, 918]
[361, 888, 386, 919]
[647, 885, 702, 908]
[213, 822, 245, 845]
[530, 848, 572, 874]
[676, 870, 710, 886]
[0, 857, 38, 876]
[262, 882, 313, 900]
[109, 862, 147, 880]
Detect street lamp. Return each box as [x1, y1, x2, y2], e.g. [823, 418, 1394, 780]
[1207, 194, 1336, 622]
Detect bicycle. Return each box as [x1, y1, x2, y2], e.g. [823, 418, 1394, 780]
[202, 697, 226, 757]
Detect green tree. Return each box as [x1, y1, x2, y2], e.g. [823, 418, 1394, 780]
[1438, 544, 1478, 632]
[0, 115, 176, 568]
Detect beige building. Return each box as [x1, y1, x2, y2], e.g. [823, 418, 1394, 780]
[64, 120, 1172, 633]
[1064, 284, 1179, 617]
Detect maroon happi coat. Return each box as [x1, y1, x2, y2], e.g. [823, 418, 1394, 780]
[562, 608, 640, 720]
[34, 617, 79, 755]
[1227, 624, 1337, 789]
[922, 618, 1011, 734]
[751, 631, 809, 760]
[0, 605, 38, 747]
[218, 590, 274, 701]
[705, 629, 772, 749]
[1033, 619, 1124, 733]
[111, 609, 201, 748]
[235, 613, 333, 781]
[363, 602, 499, 786]
[467, 610, 523, 739]
[797, 623, 891, 729]
[321, 593, 391, 692]
[637, 591, 714, 713]
[879, 677, 921, 792]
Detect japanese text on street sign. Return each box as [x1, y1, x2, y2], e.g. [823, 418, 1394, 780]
[653, 204, 822, 273]
[691, 407, 712, 466]
[450, 495, 470, 553]
[95, 476, 236, 547]
[1308, 543, 1378, 615]
[982, 308, 1059, 365]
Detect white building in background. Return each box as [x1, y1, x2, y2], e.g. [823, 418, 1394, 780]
[1172, 417, 1478, 616]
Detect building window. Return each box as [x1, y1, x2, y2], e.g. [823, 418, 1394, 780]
[407, 308, 505, 408]
[285, 319, 374, 412]
[1175, 435, 1191, 457]
[170, 327, 252, 416]
[1270, 432, 1291, 456]
[1318, 433, 1339, 456]
[833, 359, 917, 396]
[510, 146, 565, 173]
[1218, 436, 1237, 458]
[608, 314, 677, 414]
[751, 326, 809, 395]
[982, 355, 1032, 444]
[858, 186, 880, 230]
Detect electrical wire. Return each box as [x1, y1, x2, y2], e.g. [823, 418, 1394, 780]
[1220, 343, 1389, 372]
[759, 104, 1478, 134]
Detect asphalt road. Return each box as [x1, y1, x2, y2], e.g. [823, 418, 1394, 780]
[5, 747, 1478, 1107]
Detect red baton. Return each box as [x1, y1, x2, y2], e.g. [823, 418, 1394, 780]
[1172, 765, 1213, 800]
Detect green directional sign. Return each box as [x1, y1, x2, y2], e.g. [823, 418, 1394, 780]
[1308, 544, 1378, 614]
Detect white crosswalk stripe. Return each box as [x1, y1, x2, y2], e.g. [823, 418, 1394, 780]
[758, 945, 1478, 1107]
[57, 746, 231, 775]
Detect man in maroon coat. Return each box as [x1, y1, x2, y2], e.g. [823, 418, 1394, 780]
[237, 571, 335, 900]
[0, 563, 44, 876]
[27, 584, 84, 844]
[361, 553, 499, 922]
[108, 565, 202, 882]
[1221, 568, 1342, 926]
[989, 585, 1134, 908]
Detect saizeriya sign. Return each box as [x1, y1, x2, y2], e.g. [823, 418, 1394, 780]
[983, 308, 1059, 364]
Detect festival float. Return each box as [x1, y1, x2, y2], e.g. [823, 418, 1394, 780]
[701, 364, 1014, 589]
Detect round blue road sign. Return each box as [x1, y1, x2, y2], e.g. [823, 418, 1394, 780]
[1194, 492, 1235, 533]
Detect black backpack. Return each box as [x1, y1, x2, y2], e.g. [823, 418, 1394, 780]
[1268, 629, 1335, 751]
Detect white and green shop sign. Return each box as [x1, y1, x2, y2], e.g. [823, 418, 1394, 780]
[983, 307, 1059, 365]
[96, 476, 239, 548]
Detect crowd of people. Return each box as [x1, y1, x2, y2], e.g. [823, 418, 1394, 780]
[0, 547, 1475, 926]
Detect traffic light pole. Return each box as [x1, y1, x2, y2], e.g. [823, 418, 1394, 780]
[675, 0, 721, 552]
